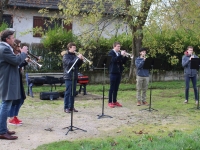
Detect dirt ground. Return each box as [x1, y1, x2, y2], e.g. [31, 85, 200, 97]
[0, 93, 172, 150]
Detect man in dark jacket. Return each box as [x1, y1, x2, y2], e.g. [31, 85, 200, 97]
[0, 30, 28, 140]
[108, 42, 127, 108]
[63, 42, 83, 113]
[135, 47, 149, 106]
[182, 46, 198, 104]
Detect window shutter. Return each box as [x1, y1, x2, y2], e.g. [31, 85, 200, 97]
[33, 16, 44, 37]
[63, 23, 72, 31]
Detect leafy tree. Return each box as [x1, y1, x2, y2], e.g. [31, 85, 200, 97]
[41, 25, 80, 70]
[57, 0, 153, 82]
[143, 0, 200, 70]
[0, 22, 8, 32]
[39, 0, 200, 80]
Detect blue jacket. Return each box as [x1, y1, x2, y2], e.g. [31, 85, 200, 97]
[135, 57, 149, 77]
[182, 54, 198, 77]
[63, 51, 83, 80]
[108, 50, 127, 74]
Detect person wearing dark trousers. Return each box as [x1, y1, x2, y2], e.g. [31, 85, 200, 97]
[8, 39, 29, 126]
[63, 42, 83, 113]
[108, 42, 127, 108]
[182, 46, 198, 104]
[135, 48, 149, 106]
[0, 30, 28, 140]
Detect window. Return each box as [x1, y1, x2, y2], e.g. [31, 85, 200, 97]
[33, 16, 72, 37]
[2, 14, 13, 28]
[33, 16, 44, 37]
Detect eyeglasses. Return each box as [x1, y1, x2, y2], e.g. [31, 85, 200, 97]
[14, 42, 21, 47]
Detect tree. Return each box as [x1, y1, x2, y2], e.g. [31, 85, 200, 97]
[57, 0, 153, 82]
[41, 0, 200, 81]
[0, 0, 9, 25]
[142, 0, 200, 69]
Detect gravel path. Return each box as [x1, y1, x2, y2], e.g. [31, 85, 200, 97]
[0, 93, 165, 150]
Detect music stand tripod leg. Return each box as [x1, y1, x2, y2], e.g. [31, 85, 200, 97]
[196, 86, 200, 109]
[63, 110, 87, 135]
[97, 86, 112, 119]
[97, 64, 112, 119]
[140, 65, 157, 112]
[63, 64, 87, 135]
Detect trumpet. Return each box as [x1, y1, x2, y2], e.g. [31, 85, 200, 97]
[74, 51, 92, 65]
[27, 52, 42, 69]
[29, 59, 42, 69]
[120, 50, 134, 59]
[27, 51, 41, 61]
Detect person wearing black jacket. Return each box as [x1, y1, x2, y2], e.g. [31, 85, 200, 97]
[63, 42, 83, 113]
[8, 39, 29, 126]
[108, 42, 127, 108]
[182, 46, 198, 104]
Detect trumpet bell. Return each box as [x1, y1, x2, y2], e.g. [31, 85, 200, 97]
[30, 59, 42, 69]
[38, 64, 42, 68]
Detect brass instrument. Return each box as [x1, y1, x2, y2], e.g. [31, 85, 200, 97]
[120, 50, 134, 59]
[27, 52, 40, 61]
[74, 51, 92, 65]
[27, 52, 42, 69]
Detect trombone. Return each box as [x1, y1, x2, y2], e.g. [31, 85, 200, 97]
[74, 51, 92, 65]
[120, 50, 134, 59]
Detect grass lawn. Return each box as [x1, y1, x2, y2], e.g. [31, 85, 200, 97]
[29, 80, 200, 150]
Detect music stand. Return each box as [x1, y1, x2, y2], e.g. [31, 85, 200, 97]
[95, 55, 112, 119]
[63, 58, 87, 135]
[189, 58, 200, 110]
[140, 58, 161, 112]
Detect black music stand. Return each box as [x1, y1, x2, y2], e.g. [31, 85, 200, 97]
[63, 58, 87, 135]
[140, 58, 161, 112]
[189, 58, 200, 110]
[95, 55, 112, 119]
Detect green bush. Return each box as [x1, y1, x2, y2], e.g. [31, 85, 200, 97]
[0, 22, 8, 32]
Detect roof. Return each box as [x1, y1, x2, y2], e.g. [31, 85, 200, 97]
[7, 0, 115, 14]
[8, 0, 60, 10]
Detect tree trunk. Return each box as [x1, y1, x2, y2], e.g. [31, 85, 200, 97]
[128, 26, 143, 83]
[127, 0, 152, 83]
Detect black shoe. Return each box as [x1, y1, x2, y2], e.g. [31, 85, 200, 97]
[70, 108, 78, 112]
[73, 108, 78, 112]
[64, 109, 71, 113]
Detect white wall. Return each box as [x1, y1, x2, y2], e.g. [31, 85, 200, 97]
[4, 9, 130, 44]
[73, 16, 130, 38]
[4, 9, 43, 43]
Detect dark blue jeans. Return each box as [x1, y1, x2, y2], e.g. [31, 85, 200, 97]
[0, 100, 13, 134]
[109, 74, 121, 103]
[185, 75, 198, 101]
[8, 98, 24, 117]
[64, 79, 77, 110]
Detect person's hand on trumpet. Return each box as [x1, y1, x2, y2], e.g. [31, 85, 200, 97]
[25, 57, 31, 63]
[77, 53, 84, 60]
[20, 46, 28, 54]
[120, 50, 126, 57]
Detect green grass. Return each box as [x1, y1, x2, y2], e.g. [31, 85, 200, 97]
[29, 80, 200, 150]
[36, 129, 200, 150]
